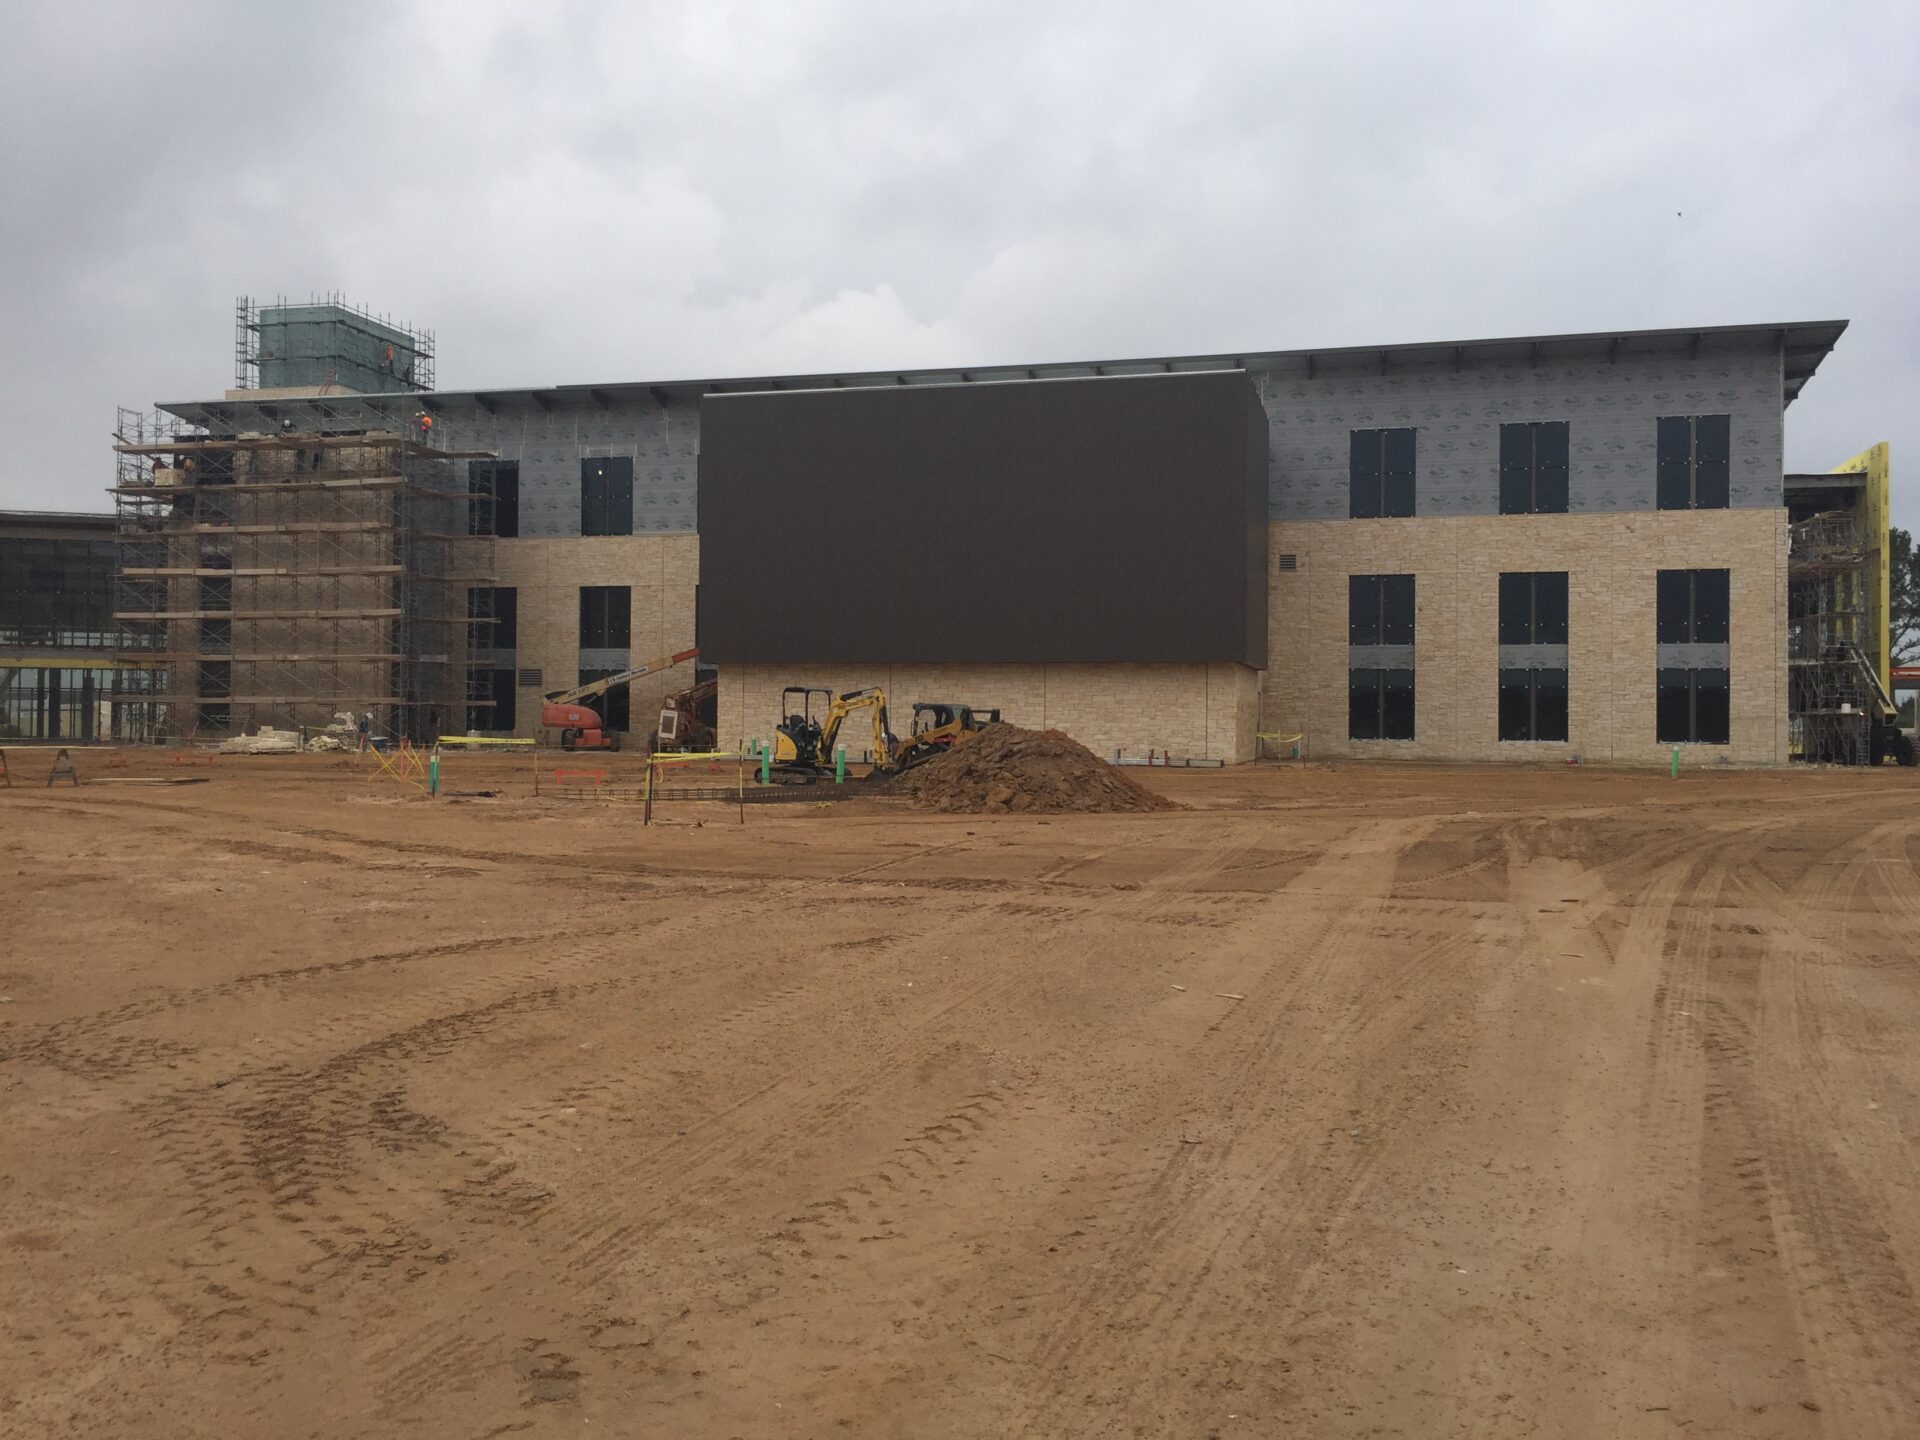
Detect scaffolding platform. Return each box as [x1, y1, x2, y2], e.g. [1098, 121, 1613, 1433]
[1786, 506, 1883, 763]
[111, 408, 495, 743]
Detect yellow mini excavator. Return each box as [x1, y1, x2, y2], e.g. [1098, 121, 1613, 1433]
[772, 690, 998, 777]
[772, 687, 898, 774]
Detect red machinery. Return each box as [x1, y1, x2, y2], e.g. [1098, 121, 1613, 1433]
[540, 647, 698, 751]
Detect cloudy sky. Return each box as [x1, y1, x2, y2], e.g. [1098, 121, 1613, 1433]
[2, 1, 1915, 515]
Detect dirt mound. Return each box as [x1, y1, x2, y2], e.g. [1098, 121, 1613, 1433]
[891, 723, 1178, 814]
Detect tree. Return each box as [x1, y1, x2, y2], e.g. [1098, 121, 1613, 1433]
[1893, 527, 1920, 668]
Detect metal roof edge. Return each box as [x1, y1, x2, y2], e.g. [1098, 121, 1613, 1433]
[0, 508, 117, 527]
[158, 318, 1849, 418]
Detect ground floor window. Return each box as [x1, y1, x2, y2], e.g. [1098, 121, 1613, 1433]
[1657, 667, 1730, 744]
[0, 665, 121, 742]
[1349, 667, 1415, 740]
[467, 668, 517, 732]
[577, 669, 630, 733]
[1498, 668, 1569, 742]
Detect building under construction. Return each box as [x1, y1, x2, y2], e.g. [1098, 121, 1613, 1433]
[235, 294, 435, 395]
[110, 406, 493, 744]
[116, 305, 1909, 765]
[1786, 448, 1903, 764]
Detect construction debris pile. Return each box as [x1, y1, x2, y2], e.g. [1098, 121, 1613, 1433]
[890, 724, 1177, 814]
[217, 712, 361, 755]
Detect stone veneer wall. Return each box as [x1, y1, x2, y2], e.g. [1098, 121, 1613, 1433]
[717, 662, 1261, 763]
[486, 534, 699, 730]
[1262, 509, 1788, 764]
[485, 513, 1786, 768]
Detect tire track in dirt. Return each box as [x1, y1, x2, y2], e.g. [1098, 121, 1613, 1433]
[15, 768, 1920, 1437]
[1623, 805, 1920, 1433]
[5, 927, 601, 1047]
[1009, 817, 1479, 1434]
[360, 882, 1048, 1412]
[1009, 808, 1780, 1432]
[1120, 811, 1782, 1434]
[1743, 814, 1920, 1431]
[369, 820, 1286, 1416]
[102, 890, 811, 1389]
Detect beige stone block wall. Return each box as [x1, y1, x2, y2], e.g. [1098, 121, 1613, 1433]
[494, 531, 1264, 757]
[1264, 509, 1787, 765]
[718, 662, 1261, 763]
[489, 535, 700, 733]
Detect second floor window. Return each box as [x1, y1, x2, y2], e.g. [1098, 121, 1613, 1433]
[1656, 569, 1730, 644]
[579, 585, 631, 649]
[1348, 573, 1416, 646]
[468, 586, 517, 650]
[1497, 572, 1569, 645]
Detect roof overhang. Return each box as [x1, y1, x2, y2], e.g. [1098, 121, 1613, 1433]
[0, 508, 117, 533]
[159, 319, 1849, 426]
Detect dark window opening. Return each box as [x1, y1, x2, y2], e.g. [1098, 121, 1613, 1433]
[198, 575, 232, 613]
[468, 586, 517, 650]
[1497, 571, 1569, 645]
[1657, 667, 1731, 743]
[0, 536, 117, 647]
[1349, 428, 1416, 518]
[1348, 573, 1415, 646]
[1498, 421, 1570, 514]
[1656, 414, 1731, 510]
[469, 667, 517, 732]
[1498, 667, 1570, 742]
[577, 669, 630, 733]
[581, 456, 634, 536]
[1349, 667, 1416, 741]
[579, 585, 631, 649]
[1656, 569, 1730, 644]
[469, 460, 520, 537]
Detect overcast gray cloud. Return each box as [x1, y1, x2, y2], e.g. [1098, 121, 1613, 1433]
[2, 0, 1915, 515]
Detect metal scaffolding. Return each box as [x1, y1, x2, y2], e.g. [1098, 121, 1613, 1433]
[235, 294, 435, 393]
[110, 407, 494, 743]
[1787, 508, 1876, 763]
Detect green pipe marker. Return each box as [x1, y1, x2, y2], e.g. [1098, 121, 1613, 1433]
[835, 745, 846, 785]
[1670, 745, 1680, 779]
[759, 741, 770, 785]
[428, 752, 440, 797]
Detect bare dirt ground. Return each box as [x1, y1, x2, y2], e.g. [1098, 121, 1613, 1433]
[3, 749, 1919, 1437]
